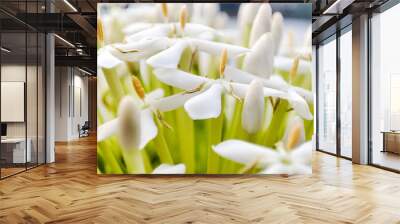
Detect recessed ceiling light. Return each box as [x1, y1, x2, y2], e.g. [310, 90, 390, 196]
[78, 67, 92, 76]
[54, 34, 75, 48]
[63, 0, 78, 12]
[1, 47, 11, 53]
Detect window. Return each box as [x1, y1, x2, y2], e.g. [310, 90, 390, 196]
[317, 37, 337, 154]
[370, 3, 400, 171]
[339, 28, 352, 158]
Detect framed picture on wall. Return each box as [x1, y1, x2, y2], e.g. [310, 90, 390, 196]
[96, 3, 314, 175]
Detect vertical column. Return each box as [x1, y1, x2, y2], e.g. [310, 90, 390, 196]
[46, 1, 55, 163]
[352, 14, 369, 164]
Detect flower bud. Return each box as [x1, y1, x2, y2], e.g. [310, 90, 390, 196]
[271, 12, 283, 55]
[249, 3, 271, 47]
[243, 33, 274, 78]
[242, 79, 265, 134]
[118, 96, 141, 151]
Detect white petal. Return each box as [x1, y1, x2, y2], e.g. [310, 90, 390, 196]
[123, 22, 153, 36]
[224, 66, 256, 84]
[184, 84, 223, 120]
[224, 66, 288, 92]
[145, 88, 164, 103]
[152, 92, 199, 112]
[139, 109, 158, 149]
[291, 141, 313, 164]
[97, 118, 118, 141]
[139, 60, 151, 87]
[189, 38, 250, 58]
[262, 163, 311, 175]
[213, 140, 276, 166]
[249, 4, 272, 47]
[98, 48, 122, 69]
[181, 23, 216, 36]
[268, 75, 290, 91]
[275, 56, 311, 74]
[153, 68, 209, 90]
[286, 89, 313, 120]
[261, 164, 290, 174]
[110, 37, 171, 62]
[125, 25, 170, 42]
[152, 164, 186, 174]
[243, 33, 274, 78]
[293, 87, 314, 104]
[198, 52, 211, 77]
[146, 40, 189, 69]
[229, 82, 285, 99]
[242, 79, 265, 134]
[271, 12, 283, 55]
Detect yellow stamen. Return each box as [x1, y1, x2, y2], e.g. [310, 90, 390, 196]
[161, 3, 168, 19]
[287, 31, 294, 57]
[97, 18, 104, 44]
[289, 57, 299, 82]
[219, 48, 228, 77]
[179, 5, 187, 31]
[286, 123, 302, 149]
[132, 76, 145, 99]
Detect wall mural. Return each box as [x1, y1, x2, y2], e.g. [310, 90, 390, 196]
[97, 3, 313, 174]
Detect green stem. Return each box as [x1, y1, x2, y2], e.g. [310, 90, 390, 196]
[123, 149, 145, 174]
[259, 100, 290, 147]
[176, 108, 196, 173]
[221, 101, 243, 173]
[102, 67, 124, 103]
[98, 141, 123, 174]
[207, 108, 224, 174]
[154, 117, 174, 164]
[141, 149, 152, 173]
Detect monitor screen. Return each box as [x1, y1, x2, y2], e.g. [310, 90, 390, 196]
[1, 123, 7, 137]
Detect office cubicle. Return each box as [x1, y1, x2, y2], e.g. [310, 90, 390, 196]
[0, 0, 46, 179]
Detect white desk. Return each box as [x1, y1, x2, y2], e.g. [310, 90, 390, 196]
[1, 138, 31, 163]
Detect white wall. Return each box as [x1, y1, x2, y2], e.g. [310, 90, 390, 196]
[54, 67, 89, 141]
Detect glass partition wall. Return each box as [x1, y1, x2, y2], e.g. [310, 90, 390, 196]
[316, 27, 352, 159]
[0, 2, 46, 179]
[370, 3, 400, 172]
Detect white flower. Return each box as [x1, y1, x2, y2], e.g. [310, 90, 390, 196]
[147, 38, 250, 69]
[242, 79, 265, 134]
[152, 163, 186, 174]
[243, 33, 274, 79]
[248, 3, 272, 47]
[151, 67, 285, 120]
[213, 140, 312, 175]
[224, 66, 313, 120]
[97, 89, 164, 149]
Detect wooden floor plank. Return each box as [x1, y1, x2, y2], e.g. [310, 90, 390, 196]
[0, 135, 399, 223]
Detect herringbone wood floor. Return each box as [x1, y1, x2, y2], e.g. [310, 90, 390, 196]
[1, 135, 400, 224]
